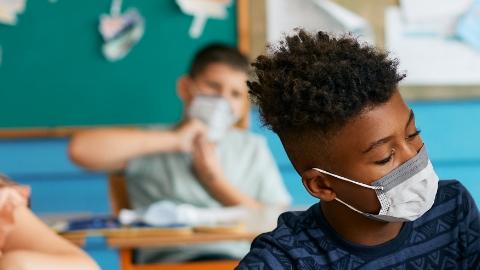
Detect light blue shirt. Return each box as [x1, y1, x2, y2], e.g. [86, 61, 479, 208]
[125, 127, 291, 262]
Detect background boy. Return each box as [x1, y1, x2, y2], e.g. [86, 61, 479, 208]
[69, 44, 291, 262]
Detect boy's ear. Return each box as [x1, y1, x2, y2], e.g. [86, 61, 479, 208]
[176, 75, 194, 103]
[302, 169, 336, 202]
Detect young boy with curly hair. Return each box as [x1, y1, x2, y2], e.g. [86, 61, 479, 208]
[237, 30, 480, 269]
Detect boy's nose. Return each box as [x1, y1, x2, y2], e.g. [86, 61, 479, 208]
[397, 140, 423, 166]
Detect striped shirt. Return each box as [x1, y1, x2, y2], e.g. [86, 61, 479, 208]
[237, 180, 480, 269]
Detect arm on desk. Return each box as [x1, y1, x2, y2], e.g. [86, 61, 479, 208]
[0, 206, 99, 270]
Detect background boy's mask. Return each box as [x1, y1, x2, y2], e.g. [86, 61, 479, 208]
[188, 95, 237, 142]
[313, 145, 439, 223]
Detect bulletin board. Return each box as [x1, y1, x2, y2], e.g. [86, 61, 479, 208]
[0, 0, 248, 131]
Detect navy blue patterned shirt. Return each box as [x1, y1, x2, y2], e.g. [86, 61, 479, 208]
[237, 180, 480, 269]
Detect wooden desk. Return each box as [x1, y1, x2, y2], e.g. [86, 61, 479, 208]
[45, 207, 301, 270]
[63, 229, 259, 249]
[50, 206, 289, 249]
[111, 231, 257, 248]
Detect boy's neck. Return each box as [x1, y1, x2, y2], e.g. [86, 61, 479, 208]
[320, 201, 404, 246]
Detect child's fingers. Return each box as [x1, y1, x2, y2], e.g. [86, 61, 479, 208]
[0, 202, 16, 225]
[194, 134, 209, 155]
[13, 186, 31, 200]
[192, 136, 204, 162]
[0, 188, 28, 210]
[0, 189, 24, 228]
[8, 188, 27, 206]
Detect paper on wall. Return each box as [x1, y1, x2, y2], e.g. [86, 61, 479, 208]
[456, 0, 480, 51]
[99, 0, 144, 62]
[0, 0, 25, 25]
[176, 0, 232, 39]
[399, 0, 473, 36]
[312, 0, 375, 44]
[385, 7, 480, 86]
[267, 0, 374, 46]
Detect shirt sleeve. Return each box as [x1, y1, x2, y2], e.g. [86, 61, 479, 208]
[460, 184, 480, 268]
[235, 234, 292, 270]
[250, 137, 292, 206]
[124, 125, 169, 175]
[125, 155, 147, 178]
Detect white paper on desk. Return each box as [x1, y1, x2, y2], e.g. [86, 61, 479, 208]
[400, 0, 473, 36]
[119, 200, 249, 227]
[0, 0, 26, 25]
[176, 0, 232, 39]
[385, 7, 480, 86]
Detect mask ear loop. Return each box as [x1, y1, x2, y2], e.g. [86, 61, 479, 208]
[312, 168, 384, 190]
[311, 168, 384, 218]
[334, 197, 370, 216]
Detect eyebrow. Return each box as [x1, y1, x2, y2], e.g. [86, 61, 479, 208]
[206, 80, 222, 89]
[362, 110, 414, 154]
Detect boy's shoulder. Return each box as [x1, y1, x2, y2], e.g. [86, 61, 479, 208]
[417, 179, 478, 231]
[250, 204, 327, 251]
[435, 179, 471, 201]
[276, 205, 321, 233]
[238, 180, 479, 270]
[428, 179, 476, 215]
[218, 129, 271, 156]
[237, 204, 340, 270]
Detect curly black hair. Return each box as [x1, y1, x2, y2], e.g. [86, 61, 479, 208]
[249, 30, 406, 138]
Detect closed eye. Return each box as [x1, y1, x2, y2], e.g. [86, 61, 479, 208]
[375, 155, 392, 165]
[406, 129, 421, 140]
[375, 149, 394, 165]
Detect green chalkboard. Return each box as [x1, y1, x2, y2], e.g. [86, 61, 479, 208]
[0, 0, 237, 128]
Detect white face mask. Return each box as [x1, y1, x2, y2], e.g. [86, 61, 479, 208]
[188, 95, 237, 142]
[313, 145, 439, 222]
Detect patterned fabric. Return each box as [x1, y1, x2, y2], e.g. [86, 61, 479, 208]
[237, 180, 480, 270]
